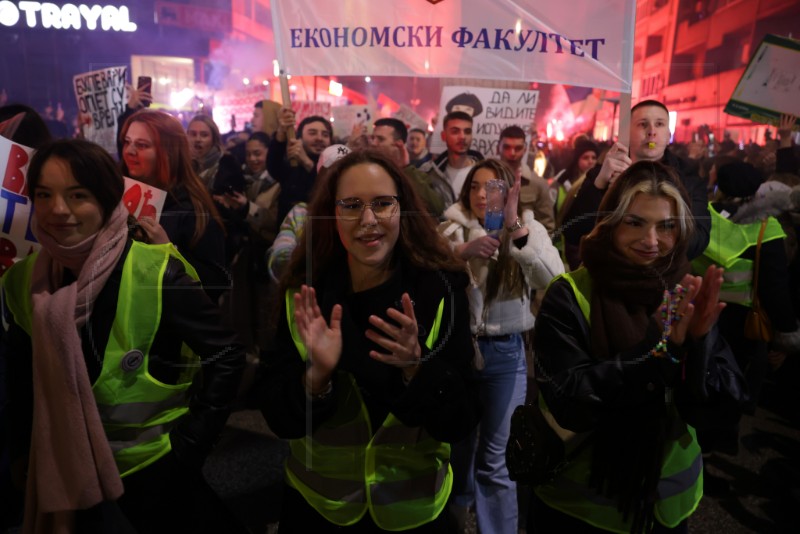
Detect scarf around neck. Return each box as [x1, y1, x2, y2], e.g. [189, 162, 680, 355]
[23, 203, 129, 533]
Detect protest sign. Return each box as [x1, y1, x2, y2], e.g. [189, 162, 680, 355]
[292, 101, 332, 126]
[331, 105, 376, 140]
[122, 177, 167, 222]
[271, 0, 636, 92]
[430, 86, 539, 156]
[73, 66, 128, 155]
[395, 105, 429, 133]
[0, 135, 38, 276]
[724, 34, 800, 127]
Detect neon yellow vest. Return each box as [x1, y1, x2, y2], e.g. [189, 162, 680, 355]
[3, 241, 201, 477]
[691, 205, 785, 306]
[535, 268, 703, 532]
[283, 289, 451, 531]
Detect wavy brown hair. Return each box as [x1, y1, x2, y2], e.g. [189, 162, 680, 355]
[457, 158, 525, 304]
[282, 150, 464, 290]
[119, 109, 222, 245]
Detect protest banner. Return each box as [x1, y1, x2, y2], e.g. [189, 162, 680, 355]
[271, 0, 636, 93]
[0, 135, 38, 276]
[430, 86, 539, 156]
[724, 34, 800, 127]
[73, 65, 128, 155]
[122, 177, 167, 222]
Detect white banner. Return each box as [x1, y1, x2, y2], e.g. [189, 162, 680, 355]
[430, 86, 539, 156]
[73, 65, 128, 155]
[271, 0, 636, 92]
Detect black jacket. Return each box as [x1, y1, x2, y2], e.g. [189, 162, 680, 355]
[533, 276, 747, 433]
[261, 261, 480, 445]
[266, 138, 319, 230]
[4, 240, 246, 473]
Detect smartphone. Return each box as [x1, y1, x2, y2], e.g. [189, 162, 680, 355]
[137, 76, 152, 107]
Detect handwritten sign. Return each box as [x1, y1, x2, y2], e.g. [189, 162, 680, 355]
[0, 135, 38, 276]
[431, 86, 539, 156]
[73, 65, 128, 155]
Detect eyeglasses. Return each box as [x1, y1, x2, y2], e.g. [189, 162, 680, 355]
[335, 196, 399, 221]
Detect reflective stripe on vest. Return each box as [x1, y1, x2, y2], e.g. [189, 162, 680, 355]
[691, 206, 785, 307]
[536, 268, 703, 531]
[283, 288, 452, 530]
[3, 242, 202, 478]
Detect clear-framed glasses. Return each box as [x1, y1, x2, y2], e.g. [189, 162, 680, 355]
[335, 195, 399, 221]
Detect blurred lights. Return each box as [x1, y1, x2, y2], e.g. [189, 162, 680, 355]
[169, 88, 194, 109]
[158, 76, 170, 85]
[272, 59, 280, 77]
[365, 76, 371, 83]
[242, 77, 250, 85]
[262, 80, 269, 86]
[514, 19, 522, 36]
[329, 80, 343, 97]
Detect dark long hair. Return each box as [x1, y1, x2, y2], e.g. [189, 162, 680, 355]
[281, 150, 464, 291]
[27, 139, 123, 224]
[119, 109, 222, 245]
[456, 158, 526, 304]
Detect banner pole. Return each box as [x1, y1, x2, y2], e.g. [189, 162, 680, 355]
[279, 69, 298, 167]
[618, 92, 632, 148]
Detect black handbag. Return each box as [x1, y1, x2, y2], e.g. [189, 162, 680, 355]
[506, 402, 590, 486]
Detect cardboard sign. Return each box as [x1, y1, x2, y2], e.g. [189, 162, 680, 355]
[331, 105, 376, 140]
[431, 86, 539, 156]
[73, 65, 128, 155]
[724, 34, 800, 126]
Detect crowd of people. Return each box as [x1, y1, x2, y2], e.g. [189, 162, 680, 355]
[0, 92, 798, 533]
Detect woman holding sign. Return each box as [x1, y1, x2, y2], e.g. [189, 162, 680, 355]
[2, 138, 246, 533]
[119, 109, 228, 302]
[437, 158, 563, 533]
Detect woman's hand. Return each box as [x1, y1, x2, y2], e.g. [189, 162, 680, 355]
[139, 217, 170, 244]
[504, 169, 522, 223]
[125, 84, 152, 110]
[213, 191, 248, 211]
[456, 235, 501, 260]
[294, 285, 342, 393]
[366, 293, 422, 382]
[687, 264, 726, 340]
[777, 113, 798, 149]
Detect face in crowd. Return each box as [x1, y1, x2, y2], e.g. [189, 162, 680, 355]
[335, 162, 401, 282]
[441, 118, 473, 156]
[630, 105, 670, 162]
[246, 138, 268, 175]
[612, 192, 678, 266]
[187, 120, 215, 161]
[300, 120, 332, 157]
[407, 130, 427, 159]
[33, 157, 104, 246]
[122, 121, 158, 183]
[499, 136, 526, 167]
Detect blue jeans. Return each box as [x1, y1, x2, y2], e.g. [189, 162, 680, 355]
[450, 333, 527, 534]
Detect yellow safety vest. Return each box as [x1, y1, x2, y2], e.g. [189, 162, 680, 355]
[3, 241, 201, 477]
[284, 289, 451, 531]
[535, 267, 703, 532]
[691, 205, 785, 306]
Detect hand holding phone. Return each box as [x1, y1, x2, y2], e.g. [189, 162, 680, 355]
[136, 76, 152, 108]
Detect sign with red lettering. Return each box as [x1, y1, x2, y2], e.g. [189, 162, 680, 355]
[0, 135, 39, 277]
[122, 177, 166, 222]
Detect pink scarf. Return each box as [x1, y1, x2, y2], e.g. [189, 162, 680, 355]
[23, 203, 129, 534]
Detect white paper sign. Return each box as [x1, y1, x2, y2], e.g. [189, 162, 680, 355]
[122, 177, 167, 222]
[0, 135, 38, 276]
[73, 65, 128, 155]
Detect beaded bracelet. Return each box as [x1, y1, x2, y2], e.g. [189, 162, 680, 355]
[649, 284, 687, 364]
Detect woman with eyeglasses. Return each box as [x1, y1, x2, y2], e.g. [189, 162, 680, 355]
[437, 158, 564, 533]
[119, 109, 228, 302]
[260, 150, 480, 532]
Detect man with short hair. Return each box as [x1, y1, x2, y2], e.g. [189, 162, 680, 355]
[497, 125, 555, 233]
[369, 117, 444, 217]
[407, 128, 432, 168]
[562, 99, 710, 262]
[420, 111, 484, 209]
[267, 108, 333, 227]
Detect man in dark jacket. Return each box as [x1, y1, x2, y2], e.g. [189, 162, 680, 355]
[267, 108, 332, 227]
[561, 100, 710, 268]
